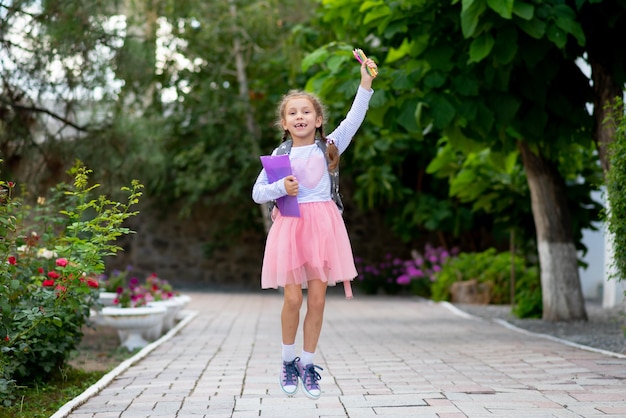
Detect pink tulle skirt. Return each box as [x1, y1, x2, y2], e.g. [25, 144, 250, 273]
[261, 201, 356, 298]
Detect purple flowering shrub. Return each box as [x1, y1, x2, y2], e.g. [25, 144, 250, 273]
[354, 244, 458, 296]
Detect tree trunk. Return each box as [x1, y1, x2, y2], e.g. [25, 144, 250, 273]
[228, 0, 272, 233]
[518, 141, 588, 321]
[590, 60, 623, 176]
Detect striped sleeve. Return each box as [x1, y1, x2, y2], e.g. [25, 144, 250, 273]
[327, 86, 374, 155]
[252, 149, 288, 204]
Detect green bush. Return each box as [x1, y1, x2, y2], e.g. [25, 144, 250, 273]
[512, 265, 542, 318]
[431, 248, 541, 317]
[606, 99, 626, 283]
[0, 161, 142, 405]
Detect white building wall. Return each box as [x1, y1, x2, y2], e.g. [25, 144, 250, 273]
[578, 189, 625, 307]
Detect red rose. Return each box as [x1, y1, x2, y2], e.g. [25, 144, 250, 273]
[47, 271, 60, 280]
[55, 258, 68, 267]
[4, 336, 8, 342]
[86, 278, 99, 288]
[38, 267, 44, 274]
[6, 182, 15, 188]
[8, 256, 16, 265]
[42, 279, 55, 287]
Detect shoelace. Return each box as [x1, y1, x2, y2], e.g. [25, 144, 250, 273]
[302, 364, 323, 387]
[283, 358, 300, 385]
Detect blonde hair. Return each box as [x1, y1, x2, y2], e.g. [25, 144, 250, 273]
[276, 90, 339, 172]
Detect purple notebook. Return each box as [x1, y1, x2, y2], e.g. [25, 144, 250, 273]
[260, 154, 300, 217]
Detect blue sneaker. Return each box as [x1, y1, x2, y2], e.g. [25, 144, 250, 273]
[298, 361, 323, 399]
[279, 357, 300, 396]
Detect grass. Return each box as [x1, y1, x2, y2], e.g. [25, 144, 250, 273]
[0, 324, 136, 417]
[0, 367, 105, 418]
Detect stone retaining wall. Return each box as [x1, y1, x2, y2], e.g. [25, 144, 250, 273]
[105, 199, 411, 291]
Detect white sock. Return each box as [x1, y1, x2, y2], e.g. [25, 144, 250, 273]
[282, 343, 296, 362]
[300, 350, 315, 366]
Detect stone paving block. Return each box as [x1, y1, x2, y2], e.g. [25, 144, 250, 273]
[341, 407, 377, 417]
[595, 405, 626, 414]
[118, 413, 150, 418]
[59, 293, 626, 418]
[372, 406, 440, 417]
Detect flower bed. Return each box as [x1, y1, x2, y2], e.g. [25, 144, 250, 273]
[354, 244, 457, 296]
[94, 268, 191, 347]
[0, 161, 143, 406]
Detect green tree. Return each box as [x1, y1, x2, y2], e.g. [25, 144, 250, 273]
[0, 0, 125, 189]
[307, 0, 608, 320]
[0, 0, 319, 231]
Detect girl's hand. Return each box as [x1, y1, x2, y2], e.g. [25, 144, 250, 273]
[284, 175, 299, 196]
[360, 58, 377, 91]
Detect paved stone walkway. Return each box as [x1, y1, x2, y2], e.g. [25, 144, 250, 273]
[58, 290, 626, 417]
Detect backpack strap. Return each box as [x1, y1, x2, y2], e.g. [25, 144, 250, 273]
[314, 139, 344, 213]
[275, 140, 293, 156]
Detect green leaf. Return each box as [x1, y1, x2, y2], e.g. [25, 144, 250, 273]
[426, 143, 461, 177]
[301, 48, 329, 71]
[361, 2, 391, 25]
[396, 98, 421, 134]
[493, 27, 518, 65]
[553, 5, 585, 45]
[445, 125, 484, 153]
[52, 317, 63, 327]
[461, 0, 487, 38]
[515, 16, 546, 39]
[512, 1, 534, 20]
[468, 32, 495, 63]
[327, 55, 345, 73]
[424, 71, 446, 88]
[453, 74, 479, 97]
[387, 39, 413, 63]
[430, 94, 456, 129]
[547, 25, 567, 49]
[486, 0, 513, 19]
[424, 45, 454, 71]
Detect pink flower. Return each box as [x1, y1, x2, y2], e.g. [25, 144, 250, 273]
[55, 258, 68, 267]
[86, 277, 99, 288]
[396, 275, 411, 285]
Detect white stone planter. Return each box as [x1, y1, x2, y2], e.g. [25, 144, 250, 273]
[97, 291, 119, 308]
[148, 294, 191, 333]
[99, 305, 167, 350]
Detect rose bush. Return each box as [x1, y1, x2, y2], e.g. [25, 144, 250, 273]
[0, 161, 142, 405]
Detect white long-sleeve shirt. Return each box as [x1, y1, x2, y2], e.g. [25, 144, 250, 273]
[252, 86, 374, 205]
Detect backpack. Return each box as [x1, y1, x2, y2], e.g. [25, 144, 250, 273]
[269, 138, 344, 215]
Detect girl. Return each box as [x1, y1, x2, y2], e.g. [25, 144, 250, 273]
[252, 56, 377, 399]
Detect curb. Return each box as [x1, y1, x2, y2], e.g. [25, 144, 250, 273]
[440, 301, 626, 359]
[50, 309, 199, 418]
